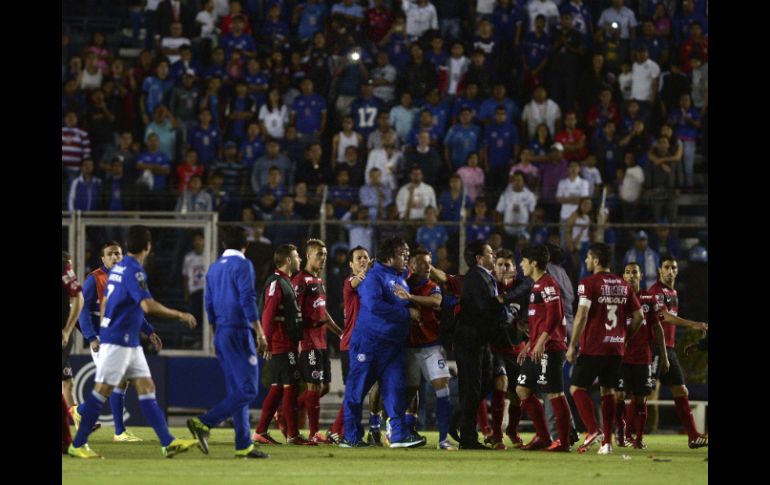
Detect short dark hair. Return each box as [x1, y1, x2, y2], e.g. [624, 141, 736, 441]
[101, 240, 122, 256]
[464, 240, 488, 268]
[521, 245, 549, 271]
[222, 225, 247, 250]
[126, 225, 152, 254]
[274, 244, 297, 268]
[347, 245, 369, 263]
[588, 242, 612, 268]
[545, 243, 564, 265]
[412, 247, 431, 259]
[378, 237, 408, 261]
[495, 248, 514, 260]
[659, 255, 677, 268]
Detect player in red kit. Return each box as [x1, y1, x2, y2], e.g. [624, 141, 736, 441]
[567, 242, 643, 455]
[648, 256, 708, 449]
[617, 262, 669, 449]
[292, 239, 343, 444]
[515, 245, 574, 452]
[62, 251, 84, 453]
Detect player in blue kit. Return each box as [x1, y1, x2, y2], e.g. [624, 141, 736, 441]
[187, 226, 270, 459]
[68, 226, 201, 459]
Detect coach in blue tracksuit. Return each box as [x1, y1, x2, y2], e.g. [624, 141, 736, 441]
[342, 237, 426, 448]
[186, 226, 269, 459]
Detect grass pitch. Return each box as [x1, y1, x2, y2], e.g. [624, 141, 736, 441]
[63, 427, 707, 484]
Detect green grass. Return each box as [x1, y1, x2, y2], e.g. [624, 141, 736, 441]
[63, 427, 707, 484]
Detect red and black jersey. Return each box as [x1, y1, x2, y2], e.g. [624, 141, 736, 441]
[292, 269, 328, 352]
[262, 269, 297, 354]
[490, 280, 527, 356]
[406, 276, 442, 347]
[341, 276, 360, 352]
[89, 267, 109, 302]
[62, 261, 82, 328]
[526, 274, 567, 356]
[623, 290, 660, 365]
[647, 281, 679, 349]
[577, 272, 641, 356]
[443, 274, 464, 317]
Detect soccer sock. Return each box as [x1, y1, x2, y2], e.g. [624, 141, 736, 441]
[297, 390, 307, 411]
[636, 402, 648, 443]
[306, 390, 321, 437]
[674, 396, 699, 440]
[138, 393, 174, 447]
[283, 385, 299, 437]
[615, 399, 626, 443]
[625, 399, 637, 439]
[506, 402, 522, 436]
[111, 388, 127, 435]
[72, 391, 107, 448]
[490, 390, 506, 442]
[600, 394, 616, 445]
[62, 394, 72, 451]
[476, 399, 490, 432]
[572, 389, 599, 435]
[256, 385, 283, 434]
[369, 413, 381, 431]
[523, 395, 550, 441]
[550, 396, 572, 446]
[405, 413, 416, 431]
[435, 387, 452, 442]
[331, 404, 344, 434]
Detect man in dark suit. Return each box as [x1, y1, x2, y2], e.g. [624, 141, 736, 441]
[157, 0, 197, 39]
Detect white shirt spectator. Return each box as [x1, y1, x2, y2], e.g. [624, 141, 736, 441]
[396, 182, 437, 220]
[496, 185, 537, 236]
[476, 0, 496, 16]
[182, 250, 206, 294]
[195, 9, 218, 40]
[258, 104, 289, 139]
[631, 57, 660, 102]
[556, 175, 590, 220]
[580, 165, 602, 198]
[597, 5, 638, 39]
[161, 36, 191, 64]
[527, 0, 560, 32]
[402, 0, 439, 39]
[522, 98, 562, 139]
[366, 147, 403, 190]
[371, 63, 397, 104]
[619, 165, 645, 202]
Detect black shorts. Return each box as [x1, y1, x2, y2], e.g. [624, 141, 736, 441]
[493, 352, 521, 380]
[299, 349, 331, 385]
[652, 347, 685, 387]
[62, 337, 74, 381]
[340, 350, 349, 384]
[268, 351, 301, 386]
[571, 354, 622, 389]
[620, 363, 654, 396]
[516, 351, 565, 394]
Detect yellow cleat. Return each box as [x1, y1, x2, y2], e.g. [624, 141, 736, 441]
[68, 444, 103, 459]
[162, 438, 201, 458]
[113, 431, 143, 442]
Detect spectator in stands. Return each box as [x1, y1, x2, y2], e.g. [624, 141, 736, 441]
[645, 135, 678, 224]
[623, 230, 661, 290]
[619, 119, 651, 161]
[291, 78, 327, 144]
[79, 52, 104, 92]
[556, 159, 590, 232]
[495, 171, 537, 241]
[378, 13, 410, 71]
[564, 197, 594, 278]
[390, 91, 418, 144]
[444, 107, 482, 170]
[399, 43, 437, 102]
[145, 105, 178, 162]
[520, 14, 551, 94]
[84, 89, 116, 165]
[478, 83, 520, 127]
[667, 93, 701, 189]
[207, 170, 231, 219]
[630, 45, 660, 121]
[404, 131, 443, 188]
[101, 157, 135, 211]
[254, 166, 288, 217]
[547, 11, 585, 114]
[295, 0, 328, 45]
[175, 174, 213, 213]
[365, 132, 402, 191]
[157, 0, 196, 40]
[528, 122, 554, 166]
[161, 22, 192, 65]
[68, 158, 102, 211]
[342, 204, 376, 255]
[371, 51, 397, 105]
[673, 0, 707, 46]
[85, 31, 113, 75]
[450, 81, 482, 126]
[359, 167, 393, 220]
[295, 142, 330, 189]
[581, 154, 603, 200]
[258, 88, 289, 141]
[100, 131, 138, 179]
[140, 60, 173, 127]
[585, 86, 621, 140]
[416, 206, 448, 266]
[337, 146, 366, 187]
[291, 181, 319, 220]
[437, 173, 472, 238]
[634, 19, 669, 67]
[396, 165, 437, 221]
[135, 133, 172, 208]
[210, 141, 248, 203]
[521, 85, 562, 142]
[618, 151, 645, 224]
[402, 0, 438, 41]
[577, 53, 612, 122]
[509, 148, 539, 192]
[62, 78, 87, 121]
[224, 81, 257, 145]
[554, 111, 588, 163]
[188, 108, 222, 169]
[239, 121, 266, 172]
[651, 3, 672, 39]
[457, 153, 485, 202]
[482, 106, 520, 189]
[368, 111, 399, 152]
[268, 196, 305, 246]
[528, 205, 550, 246]
[539, 143, 569, 210]
[466, 197, 493, 243]
[328, 168, 359, 219]
[169, 70, 200, 146]
[658, 58, 690, 122]
[597, 0, 638, 60]
[177, 149, 205, 193]
[220, 15, 256, 61]
[649, 225, 681, 261]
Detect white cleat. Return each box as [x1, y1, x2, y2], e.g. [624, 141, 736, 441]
[597, 443, 613, 455]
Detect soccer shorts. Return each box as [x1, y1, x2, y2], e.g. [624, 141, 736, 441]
[405, 344, 451, 387]
[493, 352, 521, 380]
[570, 354, 622, 389]
[268, 351, 301, 386]
[620, 363, 654, 396]
[62, 336, 74, 381]
[95, 344, 152, 387]
[300, 349, 331, 384]
[516, 351, 565, 394]
[652, 347, 685, 387]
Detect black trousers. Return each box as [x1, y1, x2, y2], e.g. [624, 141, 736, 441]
[454, 339, 495, 445]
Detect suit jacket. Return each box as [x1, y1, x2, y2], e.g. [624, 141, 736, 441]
[456, 265, 504, 347]
[157, 0, 197, 38]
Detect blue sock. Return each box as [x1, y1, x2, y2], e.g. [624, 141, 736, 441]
[111, 388, 127, 435]
[138, 393, 174, 447]
[405, 413, 416, 429]
[369, 413, 381, 431]
[436, 395, 453, 442]
[72, 391, 107, 448]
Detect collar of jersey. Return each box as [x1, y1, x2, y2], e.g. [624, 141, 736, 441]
[223, 249, 245, 259]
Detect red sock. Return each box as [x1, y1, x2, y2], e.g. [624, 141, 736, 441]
[625, 400, 637, 439]
[283, 385, 299, 437]
[600, 395, 615, 445]
[506, 402, 522, 436]
[550, 396, 572, 446]
[523, 396, 550, 440]
[330, 404, 344, 434]
[476, 399, 490, 433]
[491, 390, 506, 441]
[572, 389, 598, 434]
[306, 390, 321, 436]
[256, 385, 283, 433]
[635, 402, 648, 443]
[62, 394, 72, 452]
[297, 390, 307, 411]
[615, 400, 626, 443]
[674, 396, 699, 440]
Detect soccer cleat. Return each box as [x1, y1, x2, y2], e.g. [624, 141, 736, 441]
[389, 434, 427, 448]
[384, 418, 392, 445]
[186, 417, 210, 454]
[326, 430, 340, 445]
[569, 427, 580, 446]
[367, 429, 383, 447]
[689, 433, 708, 449]
[67, 443, 103, 459]
[161, 438, 201, 458]
[577, 431, 603, 454]
[69, 406, 102, 434]
[545, 439, 571, 452]
[437, 439, 459, 451]
[274, 409, 287, 438]
[597, 443, 613, 455]
[311, 431, 331, 444]
[506, 430, 524, 448]
[235, 444, 270, 459]
[252, 431, 282, 445]
[491, 441, 507, 451]
[481, 425, 493, 441]
[520, 435, 551, 451]
[458, 441, 491, 450]
[287, 434, 318, 446]
[113, 431, 143, 442]
[631, 439, 647, 450]
[339, 438, 372, 448]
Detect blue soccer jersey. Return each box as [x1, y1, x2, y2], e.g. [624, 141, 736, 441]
[292, 94, 326, 135]
[350, 96, 385, 139]
[100, 255, 153, 347]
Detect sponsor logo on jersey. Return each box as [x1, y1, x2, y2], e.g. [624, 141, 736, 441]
[249, 355, 258, 366]
[602, 336, 625, 343]
[357, 353, 366, 362]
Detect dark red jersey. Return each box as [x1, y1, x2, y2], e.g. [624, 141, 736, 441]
[406, 276, 442, 347]
[623, 290, 660, 365]
[647, 281, 679, 348]
[262, 269, 297, 354]
[61, 261, 82, 329]
[577, 272, 641, 356]
[526, 274, 567, 356]
[490, 280, 527, 356]
[341, 276, 360, 351]
[293, 269, 328, 351]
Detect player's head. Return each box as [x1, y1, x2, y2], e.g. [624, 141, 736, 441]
[658, 256, 678, 286]
[62, 250, 71, 273]
[126, 225, 152, 255]
[623, 262, 642, 291]
[545, 242, 564, 265]
[520, 245, 549, 279]
[305, 238, 327, 272]
[274, 243, 301, 274]
[379, 236, 409, 272]
[222, 225, 248, 251]
[101, 240, 123, 269]
[585, 242, 611, 273]
[348, 245, 370, 274]
[192, 230, 205, 253]
[410, 247, 432, 279]
[494, 248, 515, 282]
[465, 240, 494, 271]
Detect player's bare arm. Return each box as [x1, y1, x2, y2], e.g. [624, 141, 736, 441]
[141, 298, 197, 328]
